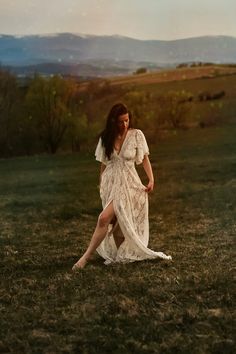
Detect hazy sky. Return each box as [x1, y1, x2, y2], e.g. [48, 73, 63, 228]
[0, 0, 236, 40]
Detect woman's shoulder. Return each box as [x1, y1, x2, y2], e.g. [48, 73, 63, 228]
[130, 128, 143, 134]
[131, 128, 146, 137]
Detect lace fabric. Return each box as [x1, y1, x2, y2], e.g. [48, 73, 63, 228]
[95, 129, 172, 264]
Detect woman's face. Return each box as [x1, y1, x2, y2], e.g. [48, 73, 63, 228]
[117, 113, 129, 134]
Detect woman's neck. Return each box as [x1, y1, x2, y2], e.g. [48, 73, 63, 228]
[117, 129, 128, 138]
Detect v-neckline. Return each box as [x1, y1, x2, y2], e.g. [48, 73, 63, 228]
[114, 129, 131, 156]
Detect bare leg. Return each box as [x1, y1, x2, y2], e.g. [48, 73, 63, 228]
[113, 223, 125, 249]
[72, 202, 115, 270]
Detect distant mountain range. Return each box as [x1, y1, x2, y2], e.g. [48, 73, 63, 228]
[1, 33, 236, 78]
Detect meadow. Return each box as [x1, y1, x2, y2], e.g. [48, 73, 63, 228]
[89, 67, 236, 141]
[0, 122, 235, 353]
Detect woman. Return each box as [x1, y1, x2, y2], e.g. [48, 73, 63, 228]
[72, 103, 172, 270]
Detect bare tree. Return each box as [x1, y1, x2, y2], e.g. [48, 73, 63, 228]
[26, 75, 78, 154]
[156, 91, 192, 129]
[0, 69, 18, 155]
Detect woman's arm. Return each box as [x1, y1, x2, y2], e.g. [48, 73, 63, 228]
[142, 155, 154, 193]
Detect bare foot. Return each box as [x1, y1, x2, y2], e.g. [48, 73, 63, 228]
[72, 255, 89, 271]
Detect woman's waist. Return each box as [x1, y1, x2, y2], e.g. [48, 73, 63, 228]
[107, 158, 135, 167]
[102, 163, 141, 184]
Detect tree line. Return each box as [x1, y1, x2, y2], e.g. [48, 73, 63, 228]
[0, 70, 108, 157]
[0, 69, 194, 157]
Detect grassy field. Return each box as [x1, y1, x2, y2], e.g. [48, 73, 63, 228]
[86, 67, 236, 137]
[109, 65, 236, 87]
[0, 124, 235, 353]
[78, 65, 236, 89]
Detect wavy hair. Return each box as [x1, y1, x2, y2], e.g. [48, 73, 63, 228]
[100, 103, 133, 159]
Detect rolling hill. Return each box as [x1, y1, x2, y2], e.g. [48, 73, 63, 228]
[1, 33, 236, 77]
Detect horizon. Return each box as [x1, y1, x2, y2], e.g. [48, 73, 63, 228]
[1, 32, 236, 42]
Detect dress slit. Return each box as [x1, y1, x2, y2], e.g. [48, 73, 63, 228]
[103, 199, 125, 241]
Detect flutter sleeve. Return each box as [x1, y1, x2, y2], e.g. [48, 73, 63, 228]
[95, 137, 107, 165]
[135, 129, 150, 165]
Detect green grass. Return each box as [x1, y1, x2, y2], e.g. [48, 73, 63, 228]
[131, 74, 236, 126]
[0, 125, 235, 353]
[95, 73, 236, 136]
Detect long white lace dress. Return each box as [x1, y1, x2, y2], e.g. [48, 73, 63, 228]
[95, 128, 172, 265]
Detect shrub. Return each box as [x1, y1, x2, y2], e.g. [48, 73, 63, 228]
[134, 67, 147, 75]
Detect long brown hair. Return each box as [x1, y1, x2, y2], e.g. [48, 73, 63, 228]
[100, 103, 133, 159]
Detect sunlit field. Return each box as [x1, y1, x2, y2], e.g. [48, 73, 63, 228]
[0, 124, 235, 353]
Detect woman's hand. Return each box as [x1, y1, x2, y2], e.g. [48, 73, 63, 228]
[145, 180, 154, 193]
[142, 155, 154, 193]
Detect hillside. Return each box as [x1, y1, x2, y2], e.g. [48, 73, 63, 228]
[109, 64, 236, 86]
[80, 64, 236, 132]
[77, 64, 236, 91]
